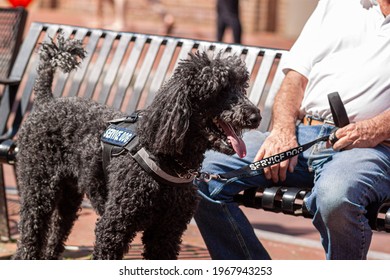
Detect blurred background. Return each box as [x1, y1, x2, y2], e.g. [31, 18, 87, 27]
[0, 0, 317, 47]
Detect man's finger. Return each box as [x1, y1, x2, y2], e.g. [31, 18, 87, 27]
[270, 163, 280, 183]
[333, 138, 353, 151]
[254, 147, 265, 162]
[279, 158, 289, 181]
[288, 155, 298, 173]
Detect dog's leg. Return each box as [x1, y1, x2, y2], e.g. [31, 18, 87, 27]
[44, 181, 83, 259]
[13, 174, 59, 259]
[91, 184, 147, 260]
[92, 208, 140, 260]
[142, 210, 194, 260]
[92, 215, 138, 260]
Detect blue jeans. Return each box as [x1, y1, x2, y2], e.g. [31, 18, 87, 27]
[194, 124, 390, 259]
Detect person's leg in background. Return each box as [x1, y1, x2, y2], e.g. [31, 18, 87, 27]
[216, 0, 227, 42]
[227, 0, 242, 43]
[216, 0, 242, 43]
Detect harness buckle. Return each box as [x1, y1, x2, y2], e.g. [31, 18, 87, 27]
[196, 172, 226, 182]
[124, 113, 139, 123]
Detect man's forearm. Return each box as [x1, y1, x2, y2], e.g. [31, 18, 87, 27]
[255, 70, 308, 181]
[271, 70, 307, 135]
[370, 110, 390, 143]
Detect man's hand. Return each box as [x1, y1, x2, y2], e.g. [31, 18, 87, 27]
[329, 111, 390, 150]
[254, 130, 299, 183]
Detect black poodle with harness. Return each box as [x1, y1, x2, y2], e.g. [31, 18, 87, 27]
[13, 35, 261, 259]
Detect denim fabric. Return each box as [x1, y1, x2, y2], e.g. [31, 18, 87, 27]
[194, 124, 390, 259]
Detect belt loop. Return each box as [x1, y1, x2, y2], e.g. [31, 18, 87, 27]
[307, 116, 312, 125]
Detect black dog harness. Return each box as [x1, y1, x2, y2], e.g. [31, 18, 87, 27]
[101, 112, 195, 187]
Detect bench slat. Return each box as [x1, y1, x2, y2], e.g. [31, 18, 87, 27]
[126, 37, 163, 113]
[173, 40, 195, 70]
[84, 31, 117, 100]
[198, 41, 212, 53]
[146, 38, 179, 107]
[258, 52, 286, 132]
[98, 33, 132, 105]
[248, 50, 277, 107]
[228, 44, 245, 56]
[244, 47, 261, 77]
[113, 35, 147, 110]
[68, 30, 103, 97]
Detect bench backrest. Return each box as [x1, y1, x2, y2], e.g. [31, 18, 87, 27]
[0, 22, 287, 141]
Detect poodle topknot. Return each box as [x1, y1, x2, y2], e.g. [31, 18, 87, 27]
[14, 35, 261, 259]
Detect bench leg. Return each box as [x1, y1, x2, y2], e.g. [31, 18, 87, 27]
[0, 165, 10, 241]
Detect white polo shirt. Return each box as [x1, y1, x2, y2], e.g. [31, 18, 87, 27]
[282, 0, 390, 122]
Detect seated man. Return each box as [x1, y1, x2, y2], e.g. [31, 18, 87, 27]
[194, 0, 390, 260]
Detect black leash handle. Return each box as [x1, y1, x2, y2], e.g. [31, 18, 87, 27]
[328, 92, 350, 128]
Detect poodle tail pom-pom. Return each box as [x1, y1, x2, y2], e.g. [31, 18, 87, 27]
[34, 34, 86, 103]
[38, 34, 86, 73]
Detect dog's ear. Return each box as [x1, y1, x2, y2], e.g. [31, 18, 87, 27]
[145, 82, 192, 156]
[188, 52, 230, 100]
[186, 52, 248, 102]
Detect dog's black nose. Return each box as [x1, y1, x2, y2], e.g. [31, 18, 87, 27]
[249, 111, 262, 126]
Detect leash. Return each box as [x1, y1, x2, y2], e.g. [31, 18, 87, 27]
[196, 92, 350, 183]
[196, 134, 330, 182]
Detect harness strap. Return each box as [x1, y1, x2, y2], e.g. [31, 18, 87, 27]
[101, 142, 114, 180]
[132, 148, 195, 186]
[101, 112, 140, 181]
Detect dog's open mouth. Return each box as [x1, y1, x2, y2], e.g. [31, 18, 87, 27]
[214, 119, 246, 158]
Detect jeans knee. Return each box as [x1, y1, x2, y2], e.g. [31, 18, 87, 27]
[313, 180, 366, 228]
[317, 194, 346, 225]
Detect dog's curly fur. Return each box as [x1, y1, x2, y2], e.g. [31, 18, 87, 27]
[13, 35, 261, 260]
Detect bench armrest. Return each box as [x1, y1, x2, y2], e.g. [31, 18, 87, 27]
[0, 78, 21, 86]
[0, 139, 18, 164]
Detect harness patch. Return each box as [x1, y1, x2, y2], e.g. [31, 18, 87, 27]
[101, 125, 136, 147]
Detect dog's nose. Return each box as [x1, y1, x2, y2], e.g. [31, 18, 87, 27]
[249, 111, 262, 127]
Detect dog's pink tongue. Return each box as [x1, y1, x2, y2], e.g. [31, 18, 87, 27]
[218, 120, 246, 158]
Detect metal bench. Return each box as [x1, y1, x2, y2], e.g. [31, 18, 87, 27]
[0, 22, 389, 241]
